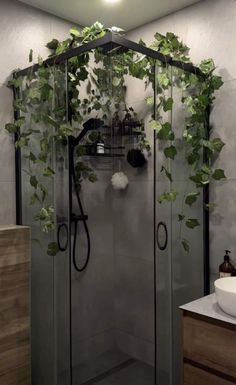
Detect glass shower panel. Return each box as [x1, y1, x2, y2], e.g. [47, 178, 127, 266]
[155, 65, 205, 385]
[69, 48, 156, 385]
[171, 67, 204, 385]
[155, 63, 173, 385]
[19, 63, 70, 385]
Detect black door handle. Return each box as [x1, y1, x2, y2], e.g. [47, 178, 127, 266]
[156, 221, 168, 251]
[57, 223, 69, 252]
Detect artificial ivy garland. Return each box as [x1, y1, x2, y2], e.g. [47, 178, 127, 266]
[5, 22, 225, 255]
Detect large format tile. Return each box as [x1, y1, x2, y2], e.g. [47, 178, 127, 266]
[0, 0, 51, 84]
[114, 255, 154, 343]
[0, 84, 15, 182]
[210, 180, 236, 275]
[115, 330, 154, 367]
[72, 330, 116, 368]
[113, 181, 154, 262]
[184, 0, 236, 81]
[71, 251, 115, 342]
[210, 79, 236, 180]
[128, 0, 236, 82]
[0, 181, 15, 224]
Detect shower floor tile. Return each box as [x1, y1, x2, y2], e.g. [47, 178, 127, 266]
[84, 360, 154, 385]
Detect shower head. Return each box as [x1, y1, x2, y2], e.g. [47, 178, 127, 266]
[71, 118, 104, 147]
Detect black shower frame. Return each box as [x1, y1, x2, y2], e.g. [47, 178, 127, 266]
[13, 31, 210, 384]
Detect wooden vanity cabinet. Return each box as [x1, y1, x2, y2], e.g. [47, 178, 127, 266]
[182, 310, 236, 385]
[0, 226, 31, 385]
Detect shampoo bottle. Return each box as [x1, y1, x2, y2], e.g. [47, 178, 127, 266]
[96, 132, 105, 154]
[219, 250, 235, 278]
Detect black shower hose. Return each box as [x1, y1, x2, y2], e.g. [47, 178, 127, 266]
[71, 147, 91, 272]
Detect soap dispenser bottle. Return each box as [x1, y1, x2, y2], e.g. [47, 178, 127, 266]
[219, 250, 235, 278]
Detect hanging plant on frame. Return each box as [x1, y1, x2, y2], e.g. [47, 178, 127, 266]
[5, 22, 225, 255]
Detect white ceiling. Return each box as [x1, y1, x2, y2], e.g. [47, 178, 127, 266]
[19, 0, 201, 31]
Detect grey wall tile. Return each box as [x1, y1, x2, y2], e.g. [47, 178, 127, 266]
[128, 0, 236, 82]
[210, 80, 236, 180]
[0, 84, 15, 182]
[113, 181, 154, 262]
[72, 330, 116, 367]
[0, 0, 50, 84]
[71, 252, 115, 342]
[0, 181, 15, 224]
[210, 180, 236, 275]
[115, 330, 154, 366]
[114, 254, 154, 343]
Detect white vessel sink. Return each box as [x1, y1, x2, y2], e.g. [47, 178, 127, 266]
[215, 277, 236, 317]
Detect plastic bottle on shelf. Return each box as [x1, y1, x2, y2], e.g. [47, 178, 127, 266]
[96, 132, 105, 154]
[112, 111, 121, 135]
[122, 110, 133, 135]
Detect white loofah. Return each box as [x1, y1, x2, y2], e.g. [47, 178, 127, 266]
[111, 172, 129, 190]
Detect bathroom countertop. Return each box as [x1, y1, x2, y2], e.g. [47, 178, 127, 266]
[180, 294, 236, 326]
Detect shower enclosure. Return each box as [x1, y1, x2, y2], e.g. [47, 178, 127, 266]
[13, 32, 209, 385]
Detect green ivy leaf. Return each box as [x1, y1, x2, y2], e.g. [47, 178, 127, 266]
[146, 96, 154, 106]
[70, 27, 81, 37]
[26, 152, 37, 163]
[43, 167, 55, 177]
[161, 166, 173, 182]
[16, 137, 30, 148]
[149, 120, 162, 131]
[5, 123, 17, 134]
[157, 72, 171, 88]
[29, 49, 33, 63]
[30, 176, 38, 189]
[178, 214, 185, 222]
[189, 171, 210, 187]
[182, 239, 190, 253]
[27, 87, 41, 101]
[204, 203, 217, 211]
[212, 169, 226, 180]
[185, 192, 200, 207]
[46, 38, 59, 50]
[201, 164, 212, 175]
[30, 192, 40, 205]
[163, 97, 174, 112]
[187, 152, 200, 165]
[156, 122, 175, 140]
[112, 77, 121, 87]
[185, 218, 200, 229]
[47, 242, 59, 256]
[39, 184, 48, 202]
[15, 117, 26, 127]
[8, 76, 23, 88]
[212, 138, 225, 153]
[164, 145, 177, 160]
[211, 75, 223, 90]
[158, 190, 178, 203]
[199, 58, 215, 75]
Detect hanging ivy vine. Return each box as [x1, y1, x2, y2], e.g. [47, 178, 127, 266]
[5, 22, 225, 255]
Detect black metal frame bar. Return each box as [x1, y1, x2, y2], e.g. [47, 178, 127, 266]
[203, 106, 211, 295]
[13, 78, 23, 225]
[15, 32, 203, 78]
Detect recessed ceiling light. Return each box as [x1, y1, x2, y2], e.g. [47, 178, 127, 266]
[103, 0, 121, 4]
